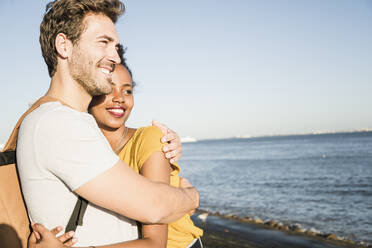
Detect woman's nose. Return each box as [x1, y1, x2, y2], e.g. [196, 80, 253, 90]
[112, 90, 124, 103]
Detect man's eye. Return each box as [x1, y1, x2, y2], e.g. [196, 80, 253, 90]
[100, 40, 108, 44]
[123, 90, 132, 95]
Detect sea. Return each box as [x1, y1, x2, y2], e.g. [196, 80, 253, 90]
[179, 131, 372, 244]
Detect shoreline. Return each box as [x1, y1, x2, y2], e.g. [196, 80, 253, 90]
[196, 129, 372, 142]
[192, 210, 370, 248]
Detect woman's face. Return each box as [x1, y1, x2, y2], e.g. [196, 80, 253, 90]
[89, 64, 134, 131]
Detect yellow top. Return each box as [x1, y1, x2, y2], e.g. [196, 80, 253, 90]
[118, 126, 203, 248]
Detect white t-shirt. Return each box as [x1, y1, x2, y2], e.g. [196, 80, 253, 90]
[17, 102, 138, 246]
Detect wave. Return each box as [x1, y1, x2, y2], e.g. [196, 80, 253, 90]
[195, 209, 371, 247]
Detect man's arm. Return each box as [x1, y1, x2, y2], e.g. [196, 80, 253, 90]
[38, 114, 196, 224]
[78, 151, 171, 248]
[75, 159, 198, 224]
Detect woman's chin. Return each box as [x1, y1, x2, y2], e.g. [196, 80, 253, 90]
[101, 121, 124, 131]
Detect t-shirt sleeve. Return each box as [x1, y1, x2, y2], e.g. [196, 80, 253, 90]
[35, 109, 119, 191]
[136, 126, 165, 169]
[135, 126, 181, 187]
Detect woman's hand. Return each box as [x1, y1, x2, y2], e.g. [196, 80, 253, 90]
[152, 120, 182, 163]
[28, 223, 77, 248]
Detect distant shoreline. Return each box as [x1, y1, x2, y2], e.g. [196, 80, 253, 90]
[196, 129, 372, 142]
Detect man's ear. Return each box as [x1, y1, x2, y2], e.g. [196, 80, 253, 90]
[55, 33, 72, 59]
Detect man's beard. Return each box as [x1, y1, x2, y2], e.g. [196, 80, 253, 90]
[69, 49, 113, 96]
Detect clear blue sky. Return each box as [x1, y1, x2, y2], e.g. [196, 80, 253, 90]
[0, 0, 371, 142]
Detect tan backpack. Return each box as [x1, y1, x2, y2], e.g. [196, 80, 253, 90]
[0, 96, 83, 248]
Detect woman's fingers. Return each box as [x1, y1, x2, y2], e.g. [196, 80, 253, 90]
[152, 120, 168, 135]
[152, 120, 183, 163]
[163, 135, 182, 163]
[57, 231, 75, 243]
[161, 131, 178, 144]
[61, 236, 78, 247]
[164, 148, 182, 163]
[50, 226, 63, 236]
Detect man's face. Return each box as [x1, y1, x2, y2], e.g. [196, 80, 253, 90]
[68, 14, 120, 96]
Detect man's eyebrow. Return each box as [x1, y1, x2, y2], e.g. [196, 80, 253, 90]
[121, 83, 132, 87]
[97, 35, 114, 42]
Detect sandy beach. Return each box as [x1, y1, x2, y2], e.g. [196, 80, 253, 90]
[191, 211, 368, 248]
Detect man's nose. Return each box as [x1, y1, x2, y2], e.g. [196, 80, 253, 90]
[108, 46, 121, 65]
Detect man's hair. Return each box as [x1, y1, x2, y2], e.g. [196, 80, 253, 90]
[40, 0, 125, 77]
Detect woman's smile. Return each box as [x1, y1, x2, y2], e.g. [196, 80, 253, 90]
[107, 107, 125, 118]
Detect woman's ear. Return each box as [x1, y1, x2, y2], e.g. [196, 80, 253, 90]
[55, 33, 72, 59]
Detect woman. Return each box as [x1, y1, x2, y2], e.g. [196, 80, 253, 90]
[87, 55, 203, 247]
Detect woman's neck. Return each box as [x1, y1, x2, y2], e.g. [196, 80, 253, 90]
[100, 125, 127, 152]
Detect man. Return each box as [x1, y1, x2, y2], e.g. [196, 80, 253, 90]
[17, 0, 199, 246]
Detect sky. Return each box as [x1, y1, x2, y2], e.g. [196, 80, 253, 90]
[0, 0, 371, 142]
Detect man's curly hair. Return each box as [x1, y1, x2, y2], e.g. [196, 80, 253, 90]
[40, 0, 125, 77]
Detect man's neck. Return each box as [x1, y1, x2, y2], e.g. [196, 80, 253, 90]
[46, 70, 92, 112]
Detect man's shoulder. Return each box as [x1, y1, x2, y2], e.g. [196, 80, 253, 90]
[29, 101, 83, 118]
[24, 102, 67, 122]
[20, 102, 97, 142]
[23, 102, 92, 128]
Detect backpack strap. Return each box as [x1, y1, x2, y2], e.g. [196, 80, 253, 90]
[65, 197, 89, 233]
[0, 150, 16, 166]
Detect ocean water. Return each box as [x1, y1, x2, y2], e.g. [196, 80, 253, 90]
[179, 132, 372, 244]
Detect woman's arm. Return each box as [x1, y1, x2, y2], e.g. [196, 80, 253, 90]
[138, 151, 170, 247]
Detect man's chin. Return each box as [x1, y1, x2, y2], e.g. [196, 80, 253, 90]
[90, 82, 113, 96]
[75, 77, 112, 96]
[101, 79, 114, 94]
[99, 86, 113, 95]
